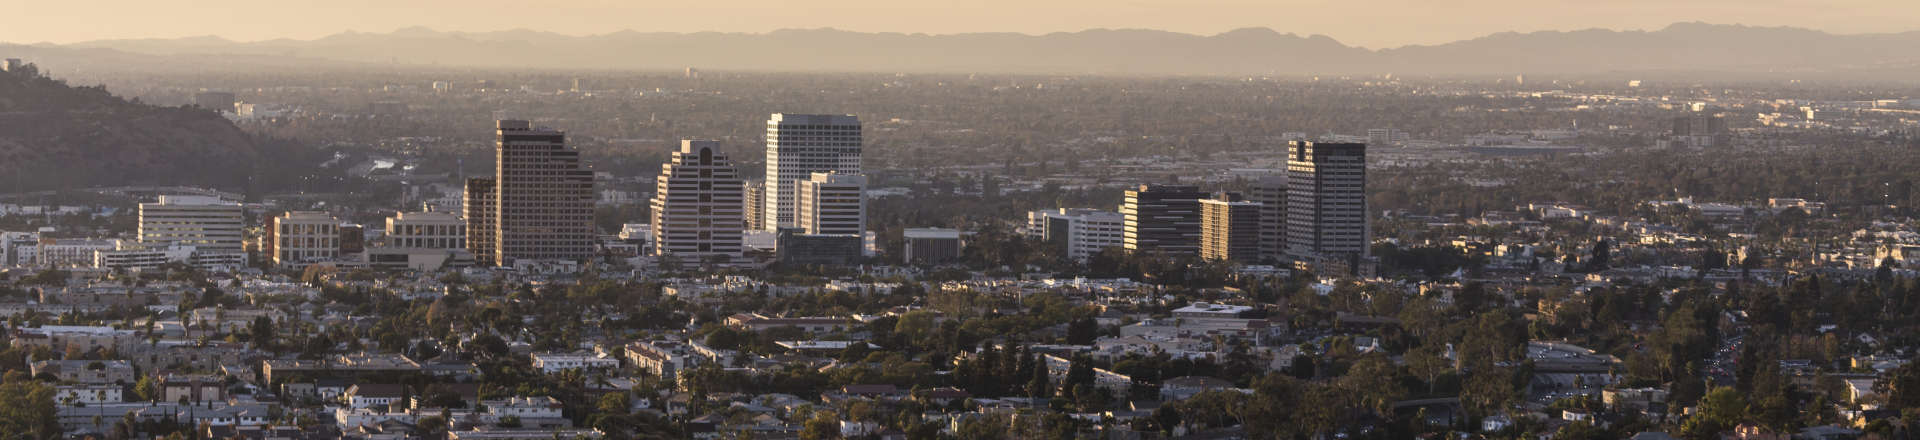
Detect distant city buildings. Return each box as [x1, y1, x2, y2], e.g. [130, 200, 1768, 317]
[763, 114, 861, 231]
[1121, 184, 1206, 256]
[650, 140, 745, 258]
[902, 228, 963, 264]
[34, 239, 116, 268]
[1365, 128, 1408, 146]
[94, 241, 244, 272]
[139, 195, 245, 255]
[1664, 113, 1730, 148]
[191, 91, 235, 113]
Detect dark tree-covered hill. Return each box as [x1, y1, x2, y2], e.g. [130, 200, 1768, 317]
[0, 63, 264, 192]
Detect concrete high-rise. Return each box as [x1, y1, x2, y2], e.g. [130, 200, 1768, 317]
[139, 195, 245, 255]
[651, 140, 745, 258]
[902, 228, 963, 264]
[1669, 114, 1730, 148]
[1285, 141, 1368, 263]
[796, 172, 866, 236]
[1251, 175, 1288, 262]
[1029, 208, 1125, 262]
[463, 178, 496, 265]
[743, 178, 766, 232]
[763, 114, 861, 231]
[385, 211, 465, 250]
[270, 211, 340, 269]
[1121, 184, 1206, 255]
[464, 120, 596, 266]
[1200, 192, 1263, 263]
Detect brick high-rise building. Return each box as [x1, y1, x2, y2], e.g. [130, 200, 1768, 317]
[1200, 192, 1263, 263]
[743, 178, 766, 231]
[464, 120, 596, 266]
[1251, 175, 1288, 262]
[463, 178, 496, 266]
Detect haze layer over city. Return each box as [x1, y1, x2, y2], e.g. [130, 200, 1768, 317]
[0, 1, 1918, 439]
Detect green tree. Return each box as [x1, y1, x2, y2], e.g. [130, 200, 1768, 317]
[1406, 344, 1451, 395]
[1680, 387, 1746, 439]
[133, 375, 159, 402]
[1554, 421, 1605, 440]
[250, 316, 277, 353]
[1883, 362, 1920, 409]
[1065, 317, 1099, 345]
[1027, 358, 1051, 398]
[597, 392, 630, 415]
[800, 412, 840, 440]
[0, 371, 60, 438]
[418, 415, 447, 436]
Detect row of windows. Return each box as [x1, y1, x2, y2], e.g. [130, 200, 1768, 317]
[768, 123, 860, 128]
[393, 224, 463, 236]
[393, 238, 464, 248]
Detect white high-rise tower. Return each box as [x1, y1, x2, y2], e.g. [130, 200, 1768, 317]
[763, 114, 861, 231]
[796, 172, 867, 236]
[652, 140, 745, 257]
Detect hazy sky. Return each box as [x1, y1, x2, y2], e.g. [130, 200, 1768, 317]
[7, 0, 1916, 49]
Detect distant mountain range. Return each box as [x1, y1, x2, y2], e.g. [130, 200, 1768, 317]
[8, 22, 1920, 77]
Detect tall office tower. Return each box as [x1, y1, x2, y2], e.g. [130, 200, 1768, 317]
[139, 195, 245, 254]
[270, 211, 340, 268]
[1200, 192, 1263, 263]
[1252, 175, 1288, 262]
[463, 178, 496, 266]
[1285, 141, 1369, 263]
[763, 114, 861, 231]
[386, 211, 466, 250]
[743, 178, 766, 231]
[796, 172, 867, 236]
[650, 140, 745, 257]
[1121, 184, 1207, 255]
[474, 120, 597, 265]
